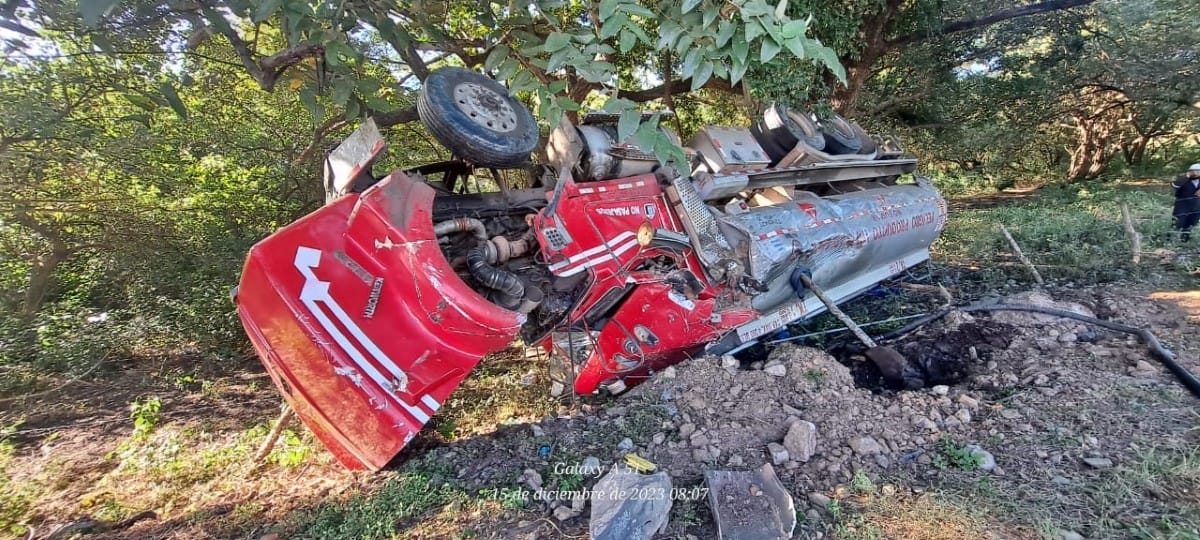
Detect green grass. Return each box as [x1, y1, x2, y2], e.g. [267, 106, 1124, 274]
[0, 428, 34, 537]
[932, 178, 1184, 288]
[1090, 445, 1200, 539]
[300, 460, 467, 540]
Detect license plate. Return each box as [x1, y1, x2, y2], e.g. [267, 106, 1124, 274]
[736, 302, 807, 342]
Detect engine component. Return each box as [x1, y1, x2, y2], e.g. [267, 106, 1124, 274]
[466, 246, 526, 310]
[576, 124, 680, 182]
[433, 217, 487, 240]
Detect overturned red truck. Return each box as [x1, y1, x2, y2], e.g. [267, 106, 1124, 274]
[234, 68, 948, 470]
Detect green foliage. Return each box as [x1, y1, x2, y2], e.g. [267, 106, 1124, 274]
[870, 0, 1200, 182]
[267, 429, 311, 467]
[130, 396, 162, 439]
[933, 438, 984, 471]
[803, 368, 828, 385]
[850, 470, 877, 494]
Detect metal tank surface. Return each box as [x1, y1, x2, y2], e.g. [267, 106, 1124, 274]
[717, 178, 947, 312]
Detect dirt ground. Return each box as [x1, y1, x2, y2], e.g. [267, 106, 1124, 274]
[3, 279, 1199, 540]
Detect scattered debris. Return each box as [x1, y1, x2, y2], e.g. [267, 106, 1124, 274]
[589, 466, 673, 540]
[706, 464, 796, 540]
[1082, 457, 1114, 469]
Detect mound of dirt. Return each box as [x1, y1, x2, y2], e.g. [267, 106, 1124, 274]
[626, 343, 968, 488]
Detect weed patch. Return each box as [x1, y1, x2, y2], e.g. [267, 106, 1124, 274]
[932, 438, 984, 471]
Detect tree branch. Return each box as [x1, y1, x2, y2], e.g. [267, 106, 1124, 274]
[292, 107, 421, 165]
[617, 77, 736, 102]
[886, 0, 1100, 50]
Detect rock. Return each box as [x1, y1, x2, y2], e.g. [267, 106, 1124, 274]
[617, 438, 634, 452]
[955, 408, 972, 424]
[555, 505, 582, 521]
[580, 456, 600, 477]
[1134, 360, 1155, 372]
[678, 423, 696, 438]
[1052, 475, 1071, 486]
[957, 395, 980, 409]
[1058, 332, 1077, 344]
[767, 442, 790, 465]
[912, 416, 938, 431]
[1059, 530, 1084, 540]
[259, 535, 280, 540]
[692, 448, 713, 462]
[531, 425, 545, 437]
[551, 381, 565, 397]
[848, 436, 885, 456]
[931, 385, 950, 396]
[689, 433, 709, 448]
[1000, 409, 1021, 420]
[523, 469, 544, 491]
[965, 445, 995, 471]
[652, 432, 666, 445]
[783, 420, 818, 462]
[808, 492, 831, 508]
[661, 366, 677, 379]
[765, 364, 788, 377]
[728, 455, 744, 467]
[721, 356, 740, 371]
[1082, 457, 1113, 469]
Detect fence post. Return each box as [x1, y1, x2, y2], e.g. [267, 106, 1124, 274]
[998, 224, 1044, 285]
[1121, 204, 1142, 264]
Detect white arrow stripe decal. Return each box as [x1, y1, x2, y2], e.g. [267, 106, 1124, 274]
[548, 231, 636, 272]
[554, 237, 642, 277]
[293, 246, 439, 424]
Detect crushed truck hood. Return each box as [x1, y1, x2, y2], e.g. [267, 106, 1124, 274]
[235, 172, 522, 470]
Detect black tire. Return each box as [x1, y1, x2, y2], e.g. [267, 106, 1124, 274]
[418, 68, 539, 168]
[762, 103, 826, 152]
[854, 124, 877, 155]
[750, 120, 790, 164]
[818, 113, 865, 155]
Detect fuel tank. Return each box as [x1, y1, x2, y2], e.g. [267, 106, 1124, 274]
[716, 179, 947, 311]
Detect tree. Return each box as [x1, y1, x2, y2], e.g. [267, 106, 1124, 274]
[2, 0, 846, 165]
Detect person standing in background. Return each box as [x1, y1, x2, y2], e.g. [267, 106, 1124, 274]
[1171, 163, 1200, 242]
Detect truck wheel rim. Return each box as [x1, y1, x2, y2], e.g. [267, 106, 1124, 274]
[453, 82, 518, 133]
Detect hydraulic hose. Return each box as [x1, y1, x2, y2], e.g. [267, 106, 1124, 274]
[466, 246, 525, 308]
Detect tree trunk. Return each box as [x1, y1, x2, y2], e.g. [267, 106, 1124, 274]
[1066, 114, 1114, 182]
[20, 249, 67, 322]
[830, 0, 901, 115]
